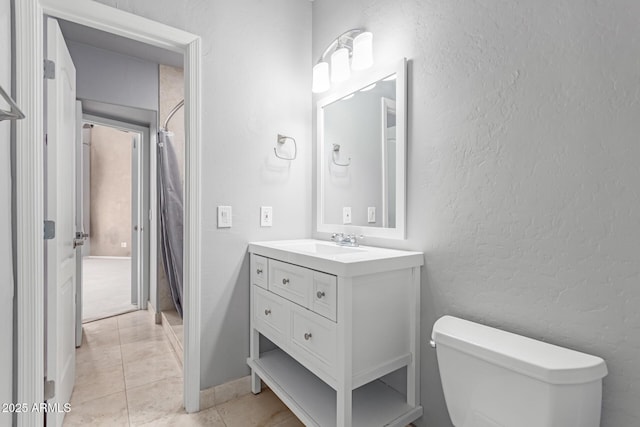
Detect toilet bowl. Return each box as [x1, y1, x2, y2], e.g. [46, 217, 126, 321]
[431, 315, 607, 427]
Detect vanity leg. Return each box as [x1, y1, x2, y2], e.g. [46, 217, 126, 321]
[250, 328, 261, 394]
[337, 387, 352, 427]
[407, 266, 420, 407]
[336, 277, 353, 427]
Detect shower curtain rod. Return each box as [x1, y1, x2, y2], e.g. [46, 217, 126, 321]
[162, 99, 184, 130]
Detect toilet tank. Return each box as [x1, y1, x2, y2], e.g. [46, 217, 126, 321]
[431, 316, 608, 427]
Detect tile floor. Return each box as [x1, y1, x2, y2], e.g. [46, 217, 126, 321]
[65, 310, 302, 426]
[83, 257, 136, 322]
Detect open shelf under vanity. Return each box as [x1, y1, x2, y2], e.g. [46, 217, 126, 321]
[248, 349, 420, 427]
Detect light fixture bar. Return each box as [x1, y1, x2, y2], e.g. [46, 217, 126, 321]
[315, 28, 364, 65]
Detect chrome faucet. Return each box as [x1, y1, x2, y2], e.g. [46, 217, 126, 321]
[331, 233, 363, 247]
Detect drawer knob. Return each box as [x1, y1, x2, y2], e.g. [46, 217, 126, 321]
[316, 291, 325, 299]
[264, 309, 271, 316]
[282, 278, 290, 285]
[256, 268, 263, 275]
[304, 332, 312, 341]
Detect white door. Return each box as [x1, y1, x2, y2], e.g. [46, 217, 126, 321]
[131, 133, 140, 306]
[45, 18, 77, 427]
[75, 101, 85, 347]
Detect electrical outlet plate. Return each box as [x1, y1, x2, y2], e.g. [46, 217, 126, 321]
[218, 206, 232, 228]
[343, 207, 352, 224]
[368, 207, 376, 223]
[260, 206, 273, 227]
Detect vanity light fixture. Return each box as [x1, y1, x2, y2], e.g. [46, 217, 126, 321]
[312, 29, 374, 94]
[330, 47, 351, 83]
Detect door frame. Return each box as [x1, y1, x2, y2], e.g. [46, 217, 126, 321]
[14, 1, 202, 424]
[82, 114, 153, 314]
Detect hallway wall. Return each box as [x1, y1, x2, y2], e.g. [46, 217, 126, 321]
[67, 41, 159, 112]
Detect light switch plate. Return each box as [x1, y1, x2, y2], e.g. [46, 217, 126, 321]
[343, 207, 352, 224]
[368, 207, 376, 223]
[260, 206, 273, 227]
[217, 206, 232, 228]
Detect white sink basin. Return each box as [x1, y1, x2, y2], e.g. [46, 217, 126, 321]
[248, 239, 423, 277]
[278, 241, 364, 256]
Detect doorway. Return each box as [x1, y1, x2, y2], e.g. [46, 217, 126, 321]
[80, 121, 145, 323]
[14, 1, 203, 421]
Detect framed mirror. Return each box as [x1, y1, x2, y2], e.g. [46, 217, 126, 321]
[317, 58, 407, 239]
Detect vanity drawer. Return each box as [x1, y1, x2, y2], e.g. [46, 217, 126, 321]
[253, 285, 289, 344]
[250, 254, 268, 289]
[268, 259, 312, 308]
[291, 306, 337, 372]
[311, 271, 337, 322]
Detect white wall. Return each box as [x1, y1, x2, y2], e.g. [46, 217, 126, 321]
[0, 1, 13, 426]
[67, 41, 159, 112]
[93, 0, 313, 388]
[313, 1, 640, 426]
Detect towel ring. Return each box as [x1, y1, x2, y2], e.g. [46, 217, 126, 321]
[274, 134, 297, 160]
[332, 144, 351, 166]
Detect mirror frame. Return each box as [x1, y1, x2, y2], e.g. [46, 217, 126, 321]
[316, 57, 407, 239]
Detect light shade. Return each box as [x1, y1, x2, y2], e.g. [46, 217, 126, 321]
[312, 62, 330, 93]
[330, 47, 351, 83]
[351, 32, 373, 70]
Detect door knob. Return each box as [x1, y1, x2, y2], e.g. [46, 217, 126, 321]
[316, 291, 325, 299]
[282, 278, 290, 285]
[73, 238, 84, 249]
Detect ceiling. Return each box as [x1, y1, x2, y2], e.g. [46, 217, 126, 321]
[57, 18, 184, 68]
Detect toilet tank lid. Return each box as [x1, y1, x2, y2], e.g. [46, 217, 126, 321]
[432, 316, 608, 385]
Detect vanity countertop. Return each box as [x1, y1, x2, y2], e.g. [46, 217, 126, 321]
[248, 239, 423, 277]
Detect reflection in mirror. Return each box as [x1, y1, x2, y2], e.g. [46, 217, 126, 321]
[381, 96, 396, 228]
[317, 58, 406, 239]
[323, 78, 396, 228]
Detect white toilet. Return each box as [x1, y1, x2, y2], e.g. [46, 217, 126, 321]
[431, 315, 608, 427]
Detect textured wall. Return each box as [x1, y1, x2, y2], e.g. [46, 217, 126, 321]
[157, 64, 185, 312]
[159, 65, 185, 184]
[92, 0, 313, 388]
[0, 1, 13, 425]
[89, 125, 133, 257]
[312, 1, 640, 426]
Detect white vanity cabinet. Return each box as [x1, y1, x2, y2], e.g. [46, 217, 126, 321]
[247, 240, 424, 427]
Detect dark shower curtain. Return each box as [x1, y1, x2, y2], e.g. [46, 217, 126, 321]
[158, 130, 184, 317]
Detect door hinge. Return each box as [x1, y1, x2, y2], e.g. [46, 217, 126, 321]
[44, 59, 56, 80]
[44, 379, 55, 400]
[44, 220, 55, 240]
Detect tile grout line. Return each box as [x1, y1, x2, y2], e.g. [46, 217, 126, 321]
[117, 317, 133, 427]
